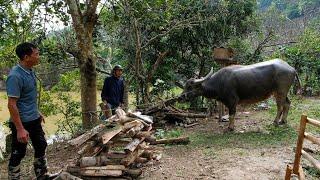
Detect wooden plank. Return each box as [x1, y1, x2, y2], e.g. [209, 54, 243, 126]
[301, 150, 320, 171]
[122, 120, 143, 133]
[124, 138, 145, 153]
[307, 117, 320, 128]
[77, 141, 96, 155]
[127, 112, 153, 124]
[121, 148, 144, 167]
[127, 123, 145, 137]
[67, 166, 125, 177]
[304, 132, 320, 146]
[284, 165, 292, 180]
[81, 169, 122, 177]
[293, 115, 307, 174]
[69, 124, 105, 146]
[101, 127, 123, 145]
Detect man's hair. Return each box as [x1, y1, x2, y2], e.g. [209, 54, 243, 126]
[15, 42, 37, 60]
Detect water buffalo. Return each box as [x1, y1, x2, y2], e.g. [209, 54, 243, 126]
[181, 59, 299, 131]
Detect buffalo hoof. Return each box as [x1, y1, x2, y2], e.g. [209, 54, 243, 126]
[273, 121, 280, 126]
[278, 120, 287, 125]
[224, 127, 235, 133]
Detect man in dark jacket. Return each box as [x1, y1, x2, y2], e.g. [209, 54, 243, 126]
[101, 65, 124, 118]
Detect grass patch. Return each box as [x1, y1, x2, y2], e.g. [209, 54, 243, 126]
[155, 128, 184, 140]
[190, 125, 297, 148]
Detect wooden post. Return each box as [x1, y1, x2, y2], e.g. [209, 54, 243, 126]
[285, 165, 292, 180]
[293, 115, 308, 174]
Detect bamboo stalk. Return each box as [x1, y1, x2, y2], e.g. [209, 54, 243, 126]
[301, 150, 320, 171]
[298, 165, 305, 180]
[293, 115, 307, 174]
[304, 132, 320, 146]
[284, 165, 292, 180]
[307, 117, 320, 128]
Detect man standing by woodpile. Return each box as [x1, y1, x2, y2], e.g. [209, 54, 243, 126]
[6, 42, 50, 179]
[101, 65, 125, 118]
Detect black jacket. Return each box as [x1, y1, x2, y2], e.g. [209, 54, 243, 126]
[101, 76, 124, 106]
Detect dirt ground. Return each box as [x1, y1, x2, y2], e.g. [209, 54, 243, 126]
[1, 104, 320, 180]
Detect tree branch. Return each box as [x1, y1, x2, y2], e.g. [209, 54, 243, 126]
[146, 51, 169, 83]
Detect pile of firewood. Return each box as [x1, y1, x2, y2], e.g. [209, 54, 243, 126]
[58, 108, 189, 180]
[138, 97, 208, 126]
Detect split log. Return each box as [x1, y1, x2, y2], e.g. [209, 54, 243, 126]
[122, 120, 143, 133]
[116, 108, 126, 119]
[101, 127, 123, 145]
[77, 141, 96, 155]
[150, 137, 190, 145]
[124, 169, 142, 178]
[53, 172, 83, 180]
[141, 150, 153, 160]
[124, 138, 145, 154]
[121, 148, 144, 167]
[134, 157, 148, 164]
[68, 165, 126, 177]
[107, 151, 127, 159]
[118, 116, 137, 125]
[166, 112, 207, 118]
[127, 112, 153, 124]
[134, 131, 152, 138]
[79, 156, 112, 167]
[69, 124, 106, 147]
[127, 123, 145, 137]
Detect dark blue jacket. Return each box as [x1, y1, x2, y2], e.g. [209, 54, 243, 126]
[101, 76, 124, 106]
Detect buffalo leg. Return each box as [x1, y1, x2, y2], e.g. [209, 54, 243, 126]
[280, 97, 291, 124]
[274, 95, 285, 125]
[228, 106, 237, 131]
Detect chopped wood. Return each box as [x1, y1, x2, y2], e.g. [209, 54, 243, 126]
[127, 112, 153, 124]
[141, 150, 153, 160]
[77, 141, 96, 155]
[54, 172, 83, 180]
[107, 151, 127, 159]
[150, 137, 190, 145]
[166, 112, 207, 118]
[69, 124, 106, 146]
[118, 116, 137, 124]
[68, 166, 125, 177]
[79, 156, 111, 167]
[116, 108, 127, 119]
[134, 131, 152, 138]
[122, 120, 143, 133]
[124, 138, 145, 154]
[121, 148, 144, 167]
[126, 123, 145, 137]
[101, 127, 123, 145]
[124, 169, 142, 178]
[134, 157, 148, 164]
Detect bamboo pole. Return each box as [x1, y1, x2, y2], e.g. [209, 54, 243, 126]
[304, 132, 320, 146]
[293, 115, 307, 174]
[307, 117, 320, 128]
[284, 165, 292, 180]
[301, 150, 320, 171]
[298, 165, 306, 180]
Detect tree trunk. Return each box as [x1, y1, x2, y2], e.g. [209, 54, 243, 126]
[65, 0, 100, 129]
[80, 59, 98, 129]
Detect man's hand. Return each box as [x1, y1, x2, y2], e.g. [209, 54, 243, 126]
[17, 128, 29, 144]
[39, 113, 45, 124]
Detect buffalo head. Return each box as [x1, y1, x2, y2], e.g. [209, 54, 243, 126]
[181, 67, 213, 100]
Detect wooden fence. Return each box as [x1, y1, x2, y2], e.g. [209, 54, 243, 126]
[285, 115, 320, 180]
